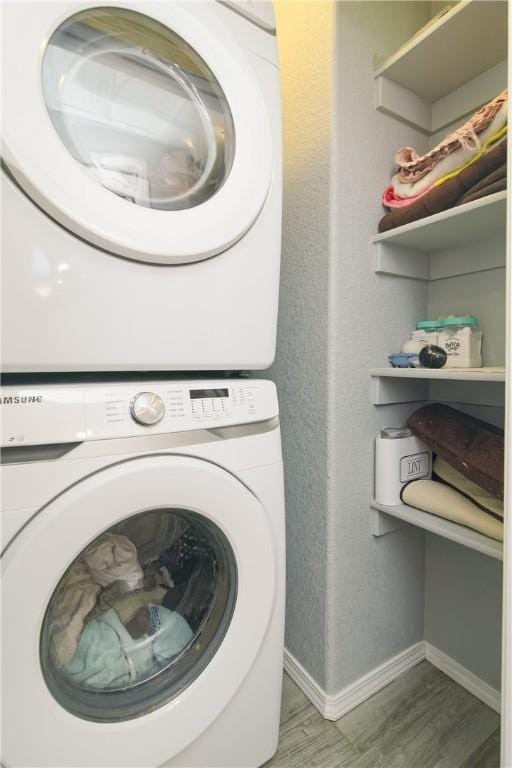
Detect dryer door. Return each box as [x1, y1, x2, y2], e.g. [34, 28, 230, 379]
[2, 454, 277, 768]
[2, 1, 272, 264]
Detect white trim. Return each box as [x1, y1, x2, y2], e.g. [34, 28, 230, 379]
[284, 641, 501, 721]
[283, 649, 328, 717]
[284, 642, 425, 721]
[502, 11, 511, 763]
[425, 643, 501, 714]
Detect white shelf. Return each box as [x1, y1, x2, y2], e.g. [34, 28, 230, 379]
[374, 1, 507, 103]
[371, 367, 505, 382]
[370, 499, 503, 561]
[374, 193, 507, 281]
[374, 192, 506, 252]
[371, 367, 506, 405]
[373, 1, 507, 133]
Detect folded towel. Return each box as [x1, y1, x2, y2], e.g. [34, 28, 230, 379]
[378, 139, 507, 233]
[402, 479, 503, 542]
[382, 182, 436, 209]
[458, 176, 506, 205]
[458, 163, 507, 205]
[407, 403, 504, 499]
[433, 456, 504, 519]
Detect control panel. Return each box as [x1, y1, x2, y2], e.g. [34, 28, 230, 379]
[0, 379, 278, 446]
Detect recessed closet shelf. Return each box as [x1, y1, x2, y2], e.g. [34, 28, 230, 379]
[370, 499, 503, 561]
[370, 367, 505, 382]
[373, 0, 507, 103]
[373, 191, 507, 253]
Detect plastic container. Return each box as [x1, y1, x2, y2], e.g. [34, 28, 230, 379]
[412, 320, 443, 347]
[388, 353, 418, 368]
[401, 339, 425, 355]
[375, 427, 432, 506]
[437, 315, 482, 368]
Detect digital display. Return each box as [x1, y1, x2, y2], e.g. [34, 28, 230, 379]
[190, 388, 229, 399]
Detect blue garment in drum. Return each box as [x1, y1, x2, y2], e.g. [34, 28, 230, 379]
[62, 606, 193, 689]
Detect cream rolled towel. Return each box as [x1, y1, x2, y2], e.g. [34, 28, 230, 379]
[82, 533, 143, 589]
[402, 479, 504, 542]
[433, 456, 504, 519]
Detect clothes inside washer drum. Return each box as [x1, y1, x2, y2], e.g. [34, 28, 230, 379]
[402, 479, 504, 542]
[48, 561, 102, 668]
[62, 606, 193, 689]
[82, 533, 143, 589]
[49, 533, 144, 667]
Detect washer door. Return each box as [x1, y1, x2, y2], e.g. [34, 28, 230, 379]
[1, 1, 272, 264]
[1, 455, 277, 768]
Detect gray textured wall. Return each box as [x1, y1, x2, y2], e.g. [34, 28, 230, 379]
[271, 0, 337, 687]
[425, 536, 503, 690]
[327, 1, 431, 695]
[271, 0, 431, 692]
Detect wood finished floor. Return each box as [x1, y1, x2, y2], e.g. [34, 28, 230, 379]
[265, 662, 500, 768]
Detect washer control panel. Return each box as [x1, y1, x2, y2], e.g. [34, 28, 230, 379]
[0, 379, 278, 446]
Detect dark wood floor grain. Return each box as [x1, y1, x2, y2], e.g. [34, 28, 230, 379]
[265, 662, 500, 768]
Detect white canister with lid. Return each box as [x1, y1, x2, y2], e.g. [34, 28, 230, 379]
[437, 315, 482, 368]
[375, 427, 432, 506]
[412, 320, 443, 346]
[402, 320, 443, 355]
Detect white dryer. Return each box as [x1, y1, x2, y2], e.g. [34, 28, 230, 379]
[1, 378, 285, 768]
[1, 1, 281, 372]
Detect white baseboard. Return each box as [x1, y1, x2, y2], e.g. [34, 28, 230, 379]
[284, 640, 501, 720]
[284, 641, 425, 721]
[425, 642, 501, 713]
[283, 649, 328, 716]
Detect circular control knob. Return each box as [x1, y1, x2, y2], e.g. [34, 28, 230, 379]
[130, 392, 165, 426]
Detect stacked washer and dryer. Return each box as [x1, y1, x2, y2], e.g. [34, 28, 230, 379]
[1, 3, 284, 767]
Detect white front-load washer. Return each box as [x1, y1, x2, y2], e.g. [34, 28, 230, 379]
[1, 378, 285, 768]
[1, 1, 281, 372]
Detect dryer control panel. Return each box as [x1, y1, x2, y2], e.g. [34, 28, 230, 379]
[0, 379, 278, 447]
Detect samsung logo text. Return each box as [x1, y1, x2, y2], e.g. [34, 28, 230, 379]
[0, 395, 43, 405]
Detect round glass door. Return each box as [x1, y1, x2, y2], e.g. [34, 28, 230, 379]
[41, 7, 235, 211]
[40, 508, 237, 722]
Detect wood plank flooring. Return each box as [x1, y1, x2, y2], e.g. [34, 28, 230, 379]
[265, 661, 500, 768]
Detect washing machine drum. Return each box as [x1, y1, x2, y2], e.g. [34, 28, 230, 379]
[2, 1, 272, 264]
[2, 455, 277, 767]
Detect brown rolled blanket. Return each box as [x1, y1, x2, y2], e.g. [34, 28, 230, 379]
[407, 403, 504, 499]
[378, 139, 507, 233]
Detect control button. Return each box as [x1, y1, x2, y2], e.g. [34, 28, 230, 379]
[130, 392, 165, 426]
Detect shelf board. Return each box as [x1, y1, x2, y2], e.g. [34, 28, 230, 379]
[370, 499, 503, 561]
[373, 192, 507, 254]
[370, 367, 505, 382]
[374, 1, 507, 103]
[371, 367, 505, 405]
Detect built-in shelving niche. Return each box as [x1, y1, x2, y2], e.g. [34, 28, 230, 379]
[369, 0, 507, 562]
